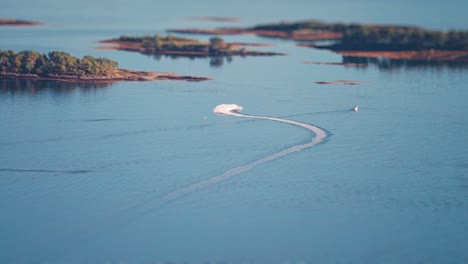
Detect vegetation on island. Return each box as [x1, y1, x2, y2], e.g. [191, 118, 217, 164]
[100, 34, 284, 57]
[251, 20, 468, 51]
[117, 34, 231, 54]
[0, 49, 212, 82]
[343, 28, 467, 51]
[230, 20, 468, 50]
[0, 50, 118, 76]
[170, 19, 468, 61]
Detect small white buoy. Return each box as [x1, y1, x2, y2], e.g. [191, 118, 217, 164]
[204, 116, 207, 120]
[353, 106, 359, 112]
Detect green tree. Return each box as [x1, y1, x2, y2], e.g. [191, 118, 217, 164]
[209, 37, 225, 51]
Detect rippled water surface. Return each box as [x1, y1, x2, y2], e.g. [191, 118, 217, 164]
[1, 0, 468, 262]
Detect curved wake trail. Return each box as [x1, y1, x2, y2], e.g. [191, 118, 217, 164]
[160, 104, 327, 202]
[62, 104, 329, 245]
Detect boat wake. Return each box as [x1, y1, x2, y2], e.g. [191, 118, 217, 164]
[160, 104, 327, 202]
[65, 103, 329, 244]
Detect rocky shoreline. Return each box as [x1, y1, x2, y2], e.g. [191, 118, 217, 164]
[0, 70, 212, 83]
[0, 19, 42, 26]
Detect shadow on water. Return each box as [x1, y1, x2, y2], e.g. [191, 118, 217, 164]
[342, 56, 468, 71]
[147, 53, 234, 67]
[0, 79, 112, 96]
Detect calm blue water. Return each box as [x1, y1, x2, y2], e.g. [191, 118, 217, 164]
[1, 0, 468, 262]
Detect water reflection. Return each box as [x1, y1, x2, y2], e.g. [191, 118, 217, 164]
[342, 56, 468, 71]
[0, 79, 111, 96]
[146, 53, 235, 67]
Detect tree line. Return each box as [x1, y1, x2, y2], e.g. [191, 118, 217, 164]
[340, 26, 467, 51]
[252, 20, 468, 50]
[0, 50, 119, 76]
[118, 34, 229, 53]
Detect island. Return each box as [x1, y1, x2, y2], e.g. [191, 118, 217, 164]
[97, 34, 285, 59]
[169, 19, 468, 62]
[0, 18, 42, 26]
[167, 20, 345, 41]
[188, 17, 240, 23]
[315, 80, 362, 85]
[0, 50, 212, 82]
[302, 61, 366, 67]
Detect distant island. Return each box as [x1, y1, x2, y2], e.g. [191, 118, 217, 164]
[0, 18, 42, 26]
[315, 80, 362, 85]
[97, 34, 285, 58]
[169, 20, 468, 62]
[188, 16, 240, 23]
[302, 61, 366, 67]
[0, 50, 212, 82]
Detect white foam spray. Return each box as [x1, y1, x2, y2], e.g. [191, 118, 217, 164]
[160, 104, 327, 202]
[69, 104, 329, 241]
